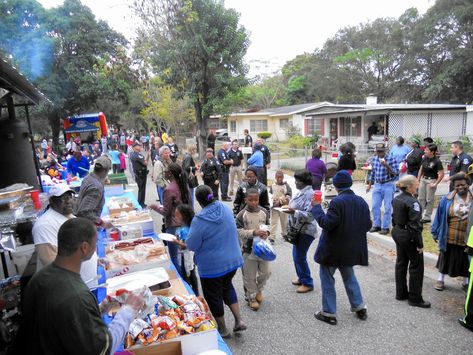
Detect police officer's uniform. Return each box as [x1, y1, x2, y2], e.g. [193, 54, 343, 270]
[449, 152, 473, 191]
[391, 191, 427, 305]
[130, 150, 148, 207]
[200, 157, 221, 201]
[217, 148, 231, 200]
[260, 144, 271, 185]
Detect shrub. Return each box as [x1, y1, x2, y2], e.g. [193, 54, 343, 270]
[257, 132, 272, 139]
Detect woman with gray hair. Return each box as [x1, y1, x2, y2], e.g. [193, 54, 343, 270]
[151, 145, 172, 203]
[283, 169, 319, 293]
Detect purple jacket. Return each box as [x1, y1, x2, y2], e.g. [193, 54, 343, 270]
[305, 158, 327, 180]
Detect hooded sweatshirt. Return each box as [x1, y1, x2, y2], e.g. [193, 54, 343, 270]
[187, 201, 243, 278]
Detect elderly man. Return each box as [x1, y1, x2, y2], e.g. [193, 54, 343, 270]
[130, 142, 149, 207]
[32, 184, 98, 286]
[366, 143, 399, 235]
[217, 141, 233, 201]
[75, 155, 113, 228]
[311, 170, 372, 325]
[14, 218, 144, 355]
[152, 145, 172, 203]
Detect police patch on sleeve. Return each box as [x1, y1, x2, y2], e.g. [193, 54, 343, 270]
[413, 202, 421, 212]
[464, 158, 469, 165]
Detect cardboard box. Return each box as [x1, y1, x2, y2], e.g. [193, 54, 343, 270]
[128, 297, 218, 355]
[129, 341, 182, 355]
[153, 270, 188, 297]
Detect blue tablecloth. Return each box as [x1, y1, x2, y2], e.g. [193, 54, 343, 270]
[102, 190, 142, 216]
[97, 192, 232, 355]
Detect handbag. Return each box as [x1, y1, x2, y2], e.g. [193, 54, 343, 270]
[188, 173, 199, 188]
[283, 222, 307, 245]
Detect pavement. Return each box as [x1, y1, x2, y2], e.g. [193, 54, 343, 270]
[124, 164, 471, 354]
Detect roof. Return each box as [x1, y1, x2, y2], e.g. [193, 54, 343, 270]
[215, 102, 333, 119]
[305, 103, 467, 117]
[0, 56, 49, 104]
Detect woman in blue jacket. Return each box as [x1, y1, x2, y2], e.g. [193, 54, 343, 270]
[431, 173, 471, 292]
[187, 185, 246, 338]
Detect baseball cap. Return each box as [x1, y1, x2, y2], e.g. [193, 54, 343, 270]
[375, 143, 386, 151]
[48, 184, 74, 197]
[94, 155, 112, 170]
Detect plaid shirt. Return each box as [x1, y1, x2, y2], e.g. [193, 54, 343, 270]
[369, 154, 399, 183]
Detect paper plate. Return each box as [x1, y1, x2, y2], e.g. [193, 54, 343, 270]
[159, 233, 177, 241]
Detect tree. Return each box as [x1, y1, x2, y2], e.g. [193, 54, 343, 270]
[414, 0, 473, 103]
[141, 78, 194, 135]
[133, 0, 249, 155]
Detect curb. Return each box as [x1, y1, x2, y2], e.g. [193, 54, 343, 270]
[367, 232, 438, 268]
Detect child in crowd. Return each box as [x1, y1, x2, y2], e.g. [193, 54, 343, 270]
[269, 171, 292, 243]
[172, 204, 199, 295]
[236, 188, 271, 311]
[119, 149, 127, 173]
[109, 144, 121, 174]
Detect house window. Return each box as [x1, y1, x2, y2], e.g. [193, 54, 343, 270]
[307, 118, 322, 135]
[230, 121, 236, 133]
[280, 118, 289, 129]
[340, 116, 362, 137]
[250, 120, 268, 132]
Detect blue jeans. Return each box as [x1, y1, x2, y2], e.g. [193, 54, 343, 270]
[165, 227, 182, 277]
[157, 186, 165, 203]
[292, 233, 314, 288]
[372, 182, 395, 229]
[319, 265, 365, 317]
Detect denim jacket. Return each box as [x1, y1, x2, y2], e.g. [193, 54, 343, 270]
[288, 185, 319, 237]
[431, 190, 472, 252]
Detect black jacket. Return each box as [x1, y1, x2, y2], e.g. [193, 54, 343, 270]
[406, 148, 424, 173]
[233, 181, 270, 216]
[391, 191, 423, 248]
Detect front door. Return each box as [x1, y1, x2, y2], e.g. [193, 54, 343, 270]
[329, 118, 338, 147]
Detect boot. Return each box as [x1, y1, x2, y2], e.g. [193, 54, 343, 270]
[215, 316, 231, 338]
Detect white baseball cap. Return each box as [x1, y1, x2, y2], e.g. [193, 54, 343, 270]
[48, 184, 74, 197]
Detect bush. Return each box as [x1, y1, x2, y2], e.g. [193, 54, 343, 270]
[288, 134, 315, 149]
[257, 132, 272, 139]
[284, 122, 300, 138]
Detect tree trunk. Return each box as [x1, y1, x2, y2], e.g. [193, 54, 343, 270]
[48, 110, 61, 152]
[194, 100, 208, 160]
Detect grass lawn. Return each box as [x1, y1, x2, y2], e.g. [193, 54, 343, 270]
[422, 224, 439, 255]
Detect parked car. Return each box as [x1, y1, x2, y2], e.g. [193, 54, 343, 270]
[215, 128, 229, 141]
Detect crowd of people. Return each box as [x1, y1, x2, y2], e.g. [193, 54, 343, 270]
[18, 129, 473, 354]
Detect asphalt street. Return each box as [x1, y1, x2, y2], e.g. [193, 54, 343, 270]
[128, 164, 471, 354]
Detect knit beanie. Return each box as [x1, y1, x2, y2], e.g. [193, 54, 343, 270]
[333, 170, 352, 189]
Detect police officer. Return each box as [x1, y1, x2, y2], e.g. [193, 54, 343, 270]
[130, 142, 149, 207]
[449, 140, 473, 191]
[391, 175, 430, 308]
[217, 142, 233, 201]
[257, 138, 271, 185]
[200, 148, 221, 201]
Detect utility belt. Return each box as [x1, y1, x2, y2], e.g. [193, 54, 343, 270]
[422, 176, 437, 180]
[394, 224, 408, 230]
[203, 171, 217, 180]
[375, 179, 395, 184]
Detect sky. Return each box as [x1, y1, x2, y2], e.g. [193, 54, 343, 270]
[39, 0, 435, 78]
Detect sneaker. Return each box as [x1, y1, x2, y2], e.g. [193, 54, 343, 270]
[291, 278, 302, 286]
[356, 308, 368, 320]
[408, 300, 431, 308]
[379, 229, 390, 235]
[222, 196, 232, 202]
[233, 322, 247, 332]
[369, 227, 381, 233]
[296, 285, 314, 293]
[435, 281, 444, 291]
[314, 311, 337, 325]
[255, 291, 264, 303]
[249, 299, 259, 311]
